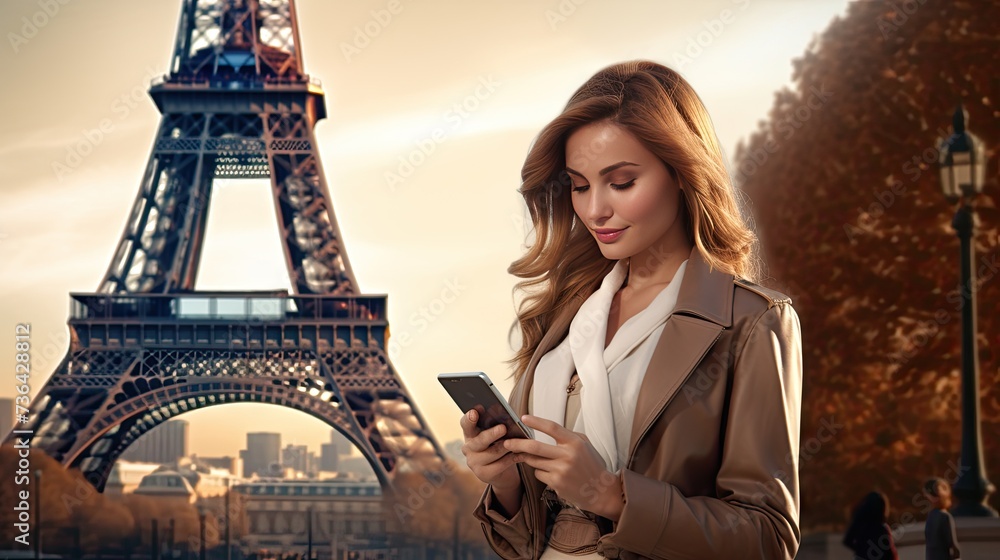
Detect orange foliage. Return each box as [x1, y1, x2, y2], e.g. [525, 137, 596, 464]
[384, 460, 488, 544]
[735, 0, 1000, 532]
[0, 444, 218, 553]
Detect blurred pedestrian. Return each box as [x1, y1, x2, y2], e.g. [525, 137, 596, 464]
[923, 478, 961, 559]
[843, 491, 898, 560]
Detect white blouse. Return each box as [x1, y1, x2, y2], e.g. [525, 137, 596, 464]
[530, 257, 688, 475]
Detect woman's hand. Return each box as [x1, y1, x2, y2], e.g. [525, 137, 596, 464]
[504, 414, 624, 521]
[460, 408, 522, 492]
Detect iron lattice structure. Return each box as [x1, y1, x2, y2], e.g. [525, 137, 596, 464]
[8, 0, 446, 492]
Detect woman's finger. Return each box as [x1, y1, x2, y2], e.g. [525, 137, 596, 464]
[459, 409, 481, 439]
[516, 453, 558, 474]
[504, 436, 561, 459]
[463, 423, 507, 454]
[521, 414, 575, 444]
[465, 436, 510, 468]
[475, 452, 520, 480]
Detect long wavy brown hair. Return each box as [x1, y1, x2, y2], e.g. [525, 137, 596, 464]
[507, 60, 760, 382]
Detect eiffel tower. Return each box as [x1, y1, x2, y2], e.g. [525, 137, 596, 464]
[7, 0, 445, 492]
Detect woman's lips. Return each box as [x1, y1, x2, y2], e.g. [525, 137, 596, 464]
[594, 228, 626, 243]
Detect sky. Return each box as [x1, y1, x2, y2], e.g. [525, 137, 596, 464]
[0, 0, 851, 463]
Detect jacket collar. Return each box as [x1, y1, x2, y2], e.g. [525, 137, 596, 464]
[671, 245, 734, 328]
[511, 246, 736, 439]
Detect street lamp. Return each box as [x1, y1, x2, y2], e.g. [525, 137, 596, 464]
[307, 506, 314, 560]
[938, 104, 997, 517]
[198, 504, 207, 560]
[225, 479, 232, 560]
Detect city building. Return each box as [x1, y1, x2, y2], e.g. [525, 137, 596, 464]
[191, 454, 242, 478]
[244, 432, 281, 478]
[235, 479, 387, 560]
[105, 460, 163, 495]
[320, 442, 339, 472]
[334, 456, 378, 481]
[176, 458, 239, 498]
[134, 469, 197, 504]
[120, 419, 189, 464]
[282, 444, 309, 474]
[307, 450, 318, 475]
[320, 429, 353, 473]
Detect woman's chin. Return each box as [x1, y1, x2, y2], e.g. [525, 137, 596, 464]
[596, 247, 630, 261]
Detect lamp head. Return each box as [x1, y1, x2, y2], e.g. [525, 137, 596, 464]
[939, 105, 986, 203]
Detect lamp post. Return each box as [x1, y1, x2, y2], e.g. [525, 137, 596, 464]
[151, 519, 158, 560]
[33, 470, 41, 560]
[938, 105, 997, 517]
[198, 504, 207, 560]
[225, 480, 232, 560]
[307, 506, 313, 560]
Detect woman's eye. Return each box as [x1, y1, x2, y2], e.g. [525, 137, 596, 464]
[571, 185, 589, 193]
[610, 179, 636, 190]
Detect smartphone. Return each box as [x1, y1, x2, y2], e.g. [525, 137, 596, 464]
[438, 371, 534, 439]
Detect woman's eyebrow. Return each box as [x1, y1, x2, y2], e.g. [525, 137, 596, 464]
[564, 161, 639, 177]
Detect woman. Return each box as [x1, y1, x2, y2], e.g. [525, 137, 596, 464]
[459, 61, 802, 560]
[843, 491, 899, 560]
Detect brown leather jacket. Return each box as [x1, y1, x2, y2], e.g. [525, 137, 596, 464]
[472, 247, 803, 559]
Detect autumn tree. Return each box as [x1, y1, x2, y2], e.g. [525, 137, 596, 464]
[0, 445, 135, 553]
[385, 461, 493, 549]
[735, 0, 1000, 531]
[0, 445, 222, 554]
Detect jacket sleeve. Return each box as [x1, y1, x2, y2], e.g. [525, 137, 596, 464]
[595, 302, 803, 560]
[472, 477, 533, 560]
[944, 511, 961, 559]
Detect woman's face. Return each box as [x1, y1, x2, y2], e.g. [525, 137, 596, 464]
[565, 120, 688, 263]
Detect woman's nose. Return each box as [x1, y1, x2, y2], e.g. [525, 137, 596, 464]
[583, 187, 612, 223]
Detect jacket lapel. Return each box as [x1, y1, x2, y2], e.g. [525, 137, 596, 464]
[511, 248, 736, 465]
[512, 293, 587, 417]
[626, 247, 735, 462]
